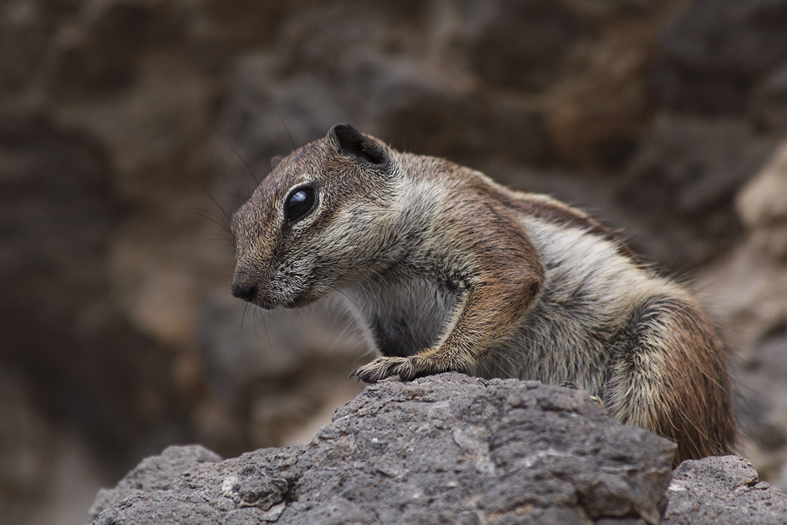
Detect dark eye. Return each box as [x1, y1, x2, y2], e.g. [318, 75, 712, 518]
[284, 186, 317, 223]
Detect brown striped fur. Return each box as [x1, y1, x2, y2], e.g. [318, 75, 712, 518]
[231, 124, 736, 465]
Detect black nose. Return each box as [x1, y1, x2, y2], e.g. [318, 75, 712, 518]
[231, 282, 258, 302]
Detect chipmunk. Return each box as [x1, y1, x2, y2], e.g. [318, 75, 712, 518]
[230, 123, 736, 464]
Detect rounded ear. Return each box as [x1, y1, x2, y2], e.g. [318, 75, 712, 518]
[270, 155, 283, 169]
[328, 123, 389, 166]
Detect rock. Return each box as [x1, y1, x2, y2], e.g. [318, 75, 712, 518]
[368, 56, 555, 165]
[216, 57, 348, 190]
[664, 456, 787, 524]
[215, 52, 553, 187]
[695, 142, 787, 485]
[0, 368, 111, 525]
[48, 1, 188, 101]
[750, 63, 787, 135]
[737, 142, 787, 260]
[194, 0, 288, 49]
[89, 375, 676, 524]
[454, 0, 582, 93]
[736, 327, 787, 480]
[194, 291, 365, 454]
[87, 445, 222, 520]
[617, 113, 773, 269]
[0, 111, 178, 459]
[656, 0, 787, 115]
[0, 0, 71, 98]
[0, 369, 55, 525]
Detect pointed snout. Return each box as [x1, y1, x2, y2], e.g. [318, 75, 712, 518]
[231, 264, 262, 304]
[231, 256, 280, 309]
[231, 278, 258, 302]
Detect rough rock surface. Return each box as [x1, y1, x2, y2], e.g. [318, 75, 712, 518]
[697, 141, 787, 486]
[88, 375, 677, 524]
[664, 456, 787, 524]
[617, 113, 773, 267]
[656, 0, 787, 116]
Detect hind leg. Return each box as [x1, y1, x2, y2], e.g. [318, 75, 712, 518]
[603, 295, 736, 465]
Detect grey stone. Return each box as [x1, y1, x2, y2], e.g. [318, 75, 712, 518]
[664, 455, 787, 524]
[88, 445, 222, 520]
[89, 374, 676, 524]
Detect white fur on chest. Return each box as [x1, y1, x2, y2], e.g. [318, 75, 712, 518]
[341, 272, 458, 358]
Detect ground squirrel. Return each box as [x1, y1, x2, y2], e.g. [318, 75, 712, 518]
[230, 123, 736, 464]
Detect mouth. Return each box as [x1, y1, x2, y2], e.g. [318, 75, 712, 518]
[251, 299, 276, 310]
[282, 289, 319, 309]
[232, 270, 321, 310]
[238, 288, 317, 310]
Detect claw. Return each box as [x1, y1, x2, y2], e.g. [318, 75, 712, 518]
[348, 356, 425, 384]
[589, 394, 606, 411]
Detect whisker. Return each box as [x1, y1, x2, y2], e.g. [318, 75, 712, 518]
[217, 130, 259, 186]
[177, 162, 233, 225]
[171, 207, 232, 235]
[278, 114, 295, 150]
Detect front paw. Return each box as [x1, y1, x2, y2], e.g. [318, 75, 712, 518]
[351, 354, 444, 383]
[350, 356, 413, 383]
[350, 354, 459, 383]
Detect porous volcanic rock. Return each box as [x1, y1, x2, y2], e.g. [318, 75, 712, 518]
[664, 455, 787, 524]
[89, 374, 676, 524]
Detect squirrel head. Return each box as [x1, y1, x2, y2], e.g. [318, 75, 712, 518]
[230, 123, 402, 309]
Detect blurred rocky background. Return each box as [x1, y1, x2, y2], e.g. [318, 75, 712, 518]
[1, 0, 787, 523]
